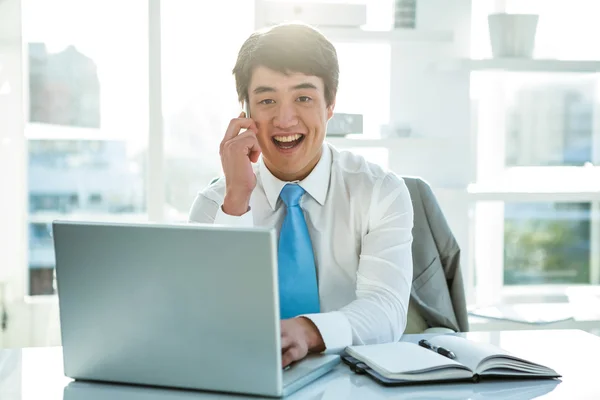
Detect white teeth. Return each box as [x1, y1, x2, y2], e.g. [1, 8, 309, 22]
[273, 134, 302, 143]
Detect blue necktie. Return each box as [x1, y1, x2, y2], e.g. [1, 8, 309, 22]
[278, 184, 320, 319]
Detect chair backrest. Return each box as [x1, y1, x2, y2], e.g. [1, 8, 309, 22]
[402, 176, 469, 332]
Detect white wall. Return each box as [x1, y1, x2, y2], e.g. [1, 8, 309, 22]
[387, 0, 475, 303]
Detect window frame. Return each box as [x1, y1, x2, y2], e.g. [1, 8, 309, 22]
[0, 0, 162, 306]
[471, 71, 600, 305]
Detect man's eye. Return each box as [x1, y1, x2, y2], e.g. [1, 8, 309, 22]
[259, 99, 275, 105]
[297, 96, 312, 103]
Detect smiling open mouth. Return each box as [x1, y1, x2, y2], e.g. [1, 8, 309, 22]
[272, 134, 305, 149]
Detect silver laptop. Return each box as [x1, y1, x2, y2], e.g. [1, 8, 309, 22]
[52, 221, 340, 398]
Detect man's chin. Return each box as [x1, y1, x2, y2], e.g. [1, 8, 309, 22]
[264, 159, 307, 181]
[267, 148, 304, 165]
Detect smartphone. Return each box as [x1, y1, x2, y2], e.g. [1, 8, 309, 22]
[244, 101, 251, 118]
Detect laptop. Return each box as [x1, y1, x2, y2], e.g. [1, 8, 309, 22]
[52, 221, 340, 398]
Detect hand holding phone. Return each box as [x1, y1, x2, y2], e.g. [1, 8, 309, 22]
[219, 108, 261, 216]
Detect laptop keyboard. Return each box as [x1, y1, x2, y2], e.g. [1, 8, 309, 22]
[282, 354, 339, 386]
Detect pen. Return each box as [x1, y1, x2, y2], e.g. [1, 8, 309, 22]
[418, 339, 456, 359]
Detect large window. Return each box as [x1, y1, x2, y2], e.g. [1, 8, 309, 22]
[23, 0, 148, 295]
[471, 0, 600, 295]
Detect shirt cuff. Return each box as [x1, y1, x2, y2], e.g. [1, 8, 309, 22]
[214, 205, 254, 227]
[302, 311, 353, 354]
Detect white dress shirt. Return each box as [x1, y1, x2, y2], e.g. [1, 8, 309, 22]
[188, 142, 414, 353]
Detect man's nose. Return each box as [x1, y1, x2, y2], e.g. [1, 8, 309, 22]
[273, 104, 298, 129]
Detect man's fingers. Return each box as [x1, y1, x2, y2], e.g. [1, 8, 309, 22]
[281, 334, 293, 351]
[282, 346, 303, 368]
[222, 116, 258, 142]
[220, 130, 262, 160]
[249, 142, 262, 163]
[230, 131, 262, 158]
[220, 118, 259, 157]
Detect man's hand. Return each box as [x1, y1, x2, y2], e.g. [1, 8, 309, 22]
[219, 111, 261, 216]
[281, 317, 326, 368]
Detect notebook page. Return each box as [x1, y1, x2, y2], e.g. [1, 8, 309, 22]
[346, 342, 468, 376]
[429, 335, 510, 372]
[480, 358, 558, 376]
[432, 336, 558, 376]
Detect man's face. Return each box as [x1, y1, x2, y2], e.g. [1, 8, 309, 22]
[247, 66, 335, 182]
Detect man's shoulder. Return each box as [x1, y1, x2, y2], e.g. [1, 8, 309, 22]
[198, 175, 227, 204]
[328, 143, 404, 188]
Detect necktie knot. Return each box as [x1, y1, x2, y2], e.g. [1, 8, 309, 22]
[280, 184, 305, 207]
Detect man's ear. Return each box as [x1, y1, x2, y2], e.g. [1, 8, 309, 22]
[326, 100, 336, 120]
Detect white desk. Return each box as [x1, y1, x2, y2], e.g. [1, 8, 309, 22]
[468, 302, 600, 333]
[1, 330, 599, 399]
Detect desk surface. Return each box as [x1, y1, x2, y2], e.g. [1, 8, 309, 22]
[468, 301, 600, 333]
[1, 329, 598, 400]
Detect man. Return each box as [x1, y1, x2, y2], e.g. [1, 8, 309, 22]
[189, 23, 414, 368]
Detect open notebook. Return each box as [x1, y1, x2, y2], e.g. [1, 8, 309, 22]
[343, 335, 560, 385]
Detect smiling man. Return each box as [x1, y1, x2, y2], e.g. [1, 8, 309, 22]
[189, 23, 414, 368]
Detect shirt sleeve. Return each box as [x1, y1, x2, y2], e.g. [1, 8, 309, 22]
[303, 173, 414, 351]
[301, 312, 352, 354]
[188, 192, 254, 227]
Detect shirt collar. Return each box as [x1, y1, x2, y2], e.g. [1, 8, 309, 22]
[258, 143, 331, 210]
